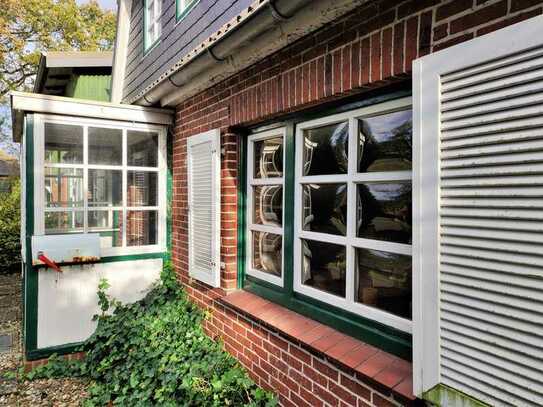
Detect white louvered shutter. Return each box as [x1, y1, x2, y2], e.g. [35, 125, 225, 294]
[187, 129, 221, 287]
[413, 15, 543, 406]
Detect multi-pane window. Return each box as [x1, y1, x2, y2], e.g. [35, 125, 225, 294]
[145, 0, 161, 51]
[176, 0, 198, 20]
[39, 116, 166, 256]
[246, 129, 285, 286]
[294, 98, 413, 332]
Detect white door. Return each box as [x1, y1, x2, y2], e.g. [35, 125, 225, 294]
[187, 129, 221, 287]
[413, 15, 543, 406]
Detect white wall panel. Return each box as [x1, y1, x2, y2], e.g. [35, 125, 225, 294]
[37, 258, 161, 348]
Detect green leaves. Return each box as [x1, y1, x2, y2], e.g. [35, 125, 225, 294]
[0, 179, 21, 273]
[25, 262, 276, 406]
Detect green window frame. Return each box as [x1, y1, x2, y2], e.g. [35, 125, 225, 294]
[144, 0, 162, 53]
[238, 89, 413, 360]
[176, 0, 199, 21]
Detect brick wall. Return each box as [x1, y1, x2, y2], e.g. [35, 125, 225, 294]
[172, 0, 543, 404]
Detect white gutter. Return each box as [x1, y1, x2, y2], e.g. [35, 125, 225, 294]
[131, 0, 369, 107]
[111, 0, 133, 103]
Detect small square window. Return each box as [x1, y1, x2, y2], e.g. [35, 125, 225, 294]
[88, 169, 123, 207]
[88, 210, 123, 248]
[127, 171, 158, 206]
[128, 131, 158, 167]
[127, 210, 158, 246]
[88, 127, 122, 166]
[301, 239, 346, 298]
[44, 168, 83, 208]
[45, 211, 84, 235]
[253, 136, 283, 178]
[303, 122, 348, 176]
[252, 231, 282, 278]
[253, 185, 283, 227]
[44, 123, 83, 164]
[302, 183, 347, 236]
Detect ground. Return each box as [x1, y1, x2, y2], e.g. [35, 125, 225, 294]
[0, 272, 88, 406]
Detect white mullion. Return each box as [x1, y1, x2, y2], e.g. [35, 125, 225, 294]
[249, 223, 283, 235]
[346, 117, 357, 303]
[352, 171, 412, 183]
[122, 129, 127, 248]
[43, 163, 85, 169]
[298, 230, 347, 246]
[299, 174, 349, 184]
[126, 206, 160, 211]
[126, 165, 160, 172]
[87, 164, 125, 171]
[249, 178, 283, 186]
[83, 125, 89, 233]
[352, 237, 412, 256]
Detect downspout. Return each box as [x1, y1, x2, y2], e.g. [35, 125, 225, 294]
[111, 0, 132, 103]
[133, 0, 369, 107]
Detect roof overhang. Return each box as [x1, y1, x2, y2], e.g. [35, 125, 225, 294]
[10, 91, 173, 142]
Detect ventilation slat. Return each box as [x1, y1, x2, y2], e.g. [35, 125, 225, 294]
[441, 253, 543, 278]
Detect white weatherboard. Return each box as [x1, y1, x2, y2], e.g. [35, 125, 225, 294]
[413, 15, 543, 405]
[37, 258, 161, 348]
[186, 129, 221, 287]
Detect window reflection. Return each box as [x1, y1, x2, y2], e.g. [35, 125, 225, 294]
[127, 171, 158, 206]
[88, 210, 123, 248]
[358, 110, 412, 172]
[356, 248, 411, 319]
[44, 123, 83, 164]
[252, 231, 282, 277]
[303, 122, 348, 176]
[253, 185, 282, 227]
[127, 210, 157, 246]
[45, 168, 83, 208]
[88, 169, 122, 207]
[301, 239, 346, 297]
[302, 183, 347, 236]
[128, 131, 159, 167]
[88, 127, 122, 165]
[357, 183, 412, 244]
[45, 211, 84, 234]
[254, 136, 283, 178]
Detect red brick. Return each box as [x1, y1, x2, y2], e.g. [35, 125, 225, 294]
[356, 351, 396, 378]
[360, 37, 371, 85]
[341, 374, 372, 400]
[398, 0, 439, 19]
[419, 11, 433, 56]
[314, 383, 340, 406]
[351, 40, 360, 88]
[450, 0, 508, 34]
[370, 32, 381, 82]
[300, 387, 325, 407]
[342, 45, 352, 91]
[433, 23, 448, 41]
[511, 0, 542, 12]
[436, 0, 474, 21]
[329, 381, 357, 405]
[393, 21, 405, 75]
[381, 27, 393, 79]
[373, 393, 396, 407]
[476, 8, 542, 36]
[433, 32, 474, 51]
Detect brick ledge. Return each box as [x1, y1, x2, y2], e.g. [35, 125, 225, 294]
[218, 290, 416, 402]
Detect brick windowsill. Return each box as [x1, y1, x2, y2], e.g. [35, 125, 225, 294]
[218, 290, 415, 402]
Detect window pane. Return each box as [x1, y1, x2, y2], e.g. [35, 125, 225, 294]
[302, 183, 347, 236]
[44, 123, 83, 164]
[127, 210, 158, 246]
[88, 210, 123, 248]
[303, 122, 348, 176]
[356, 248, 411, 319]
[254, 137, 283, 178]
[252, 231, 282, 277]
[253, 185, 282, 227]
[45, 211, 84, 234]
[301, 239, 346, 297]
[357, 183, 412, 244]
[127, 131, 158, 167]
[358, 110, 412, 172]
[88, 169, 122, 207]
[88, 127, 122, 165]
[127, 171, 158, 206]
[45, 168, 83, 208]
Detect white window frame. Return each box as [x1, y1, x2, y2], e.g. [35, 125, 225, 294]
[246, 128, 286, 287]
[294, 97, 413, 333]
[33, 113, 168, 257]
[176, 0, 198, 21]
[144, 0, 161, 52]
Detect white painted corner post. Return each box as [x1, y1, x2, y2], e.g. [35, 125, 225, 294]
[187, 129, 221, 287]
[413, 14, 543, 406]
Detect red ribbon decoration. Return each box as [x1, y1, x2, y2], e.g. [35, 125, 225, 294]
[37, 253, 63, 273]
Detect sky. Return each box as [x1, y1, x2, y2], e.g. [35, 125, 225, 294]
[77, 0, 117, 11]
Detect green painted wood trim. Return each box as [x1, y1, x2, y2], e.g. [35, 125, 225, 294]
[176, 0, 199, 22]
[237, 134, 247, 289]
[239, 89, 414, 360]
[424, 384, 490, 407]
[100, 252, 168, 263]
[167, 130, 173, 255]
[26, 342, 84, 361]
[24, 114, 38, 355]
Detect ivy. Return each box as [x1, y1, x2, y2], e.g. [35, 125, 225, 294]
[26, 262, 276, 406]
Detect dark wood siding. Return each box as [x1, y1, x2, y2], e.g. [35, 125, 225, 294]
[123, 0, 254, 102]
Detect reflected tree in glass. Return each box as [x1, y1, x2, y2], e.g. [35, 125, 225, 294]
[301, 239, 346, 297]
[302, 183, 347, 236]
[303, 122, 348, 176]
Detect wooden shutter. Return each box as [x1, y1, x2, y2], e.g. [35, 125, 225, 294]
[187, 129, 221, 287]
[413, 16, 543, 406]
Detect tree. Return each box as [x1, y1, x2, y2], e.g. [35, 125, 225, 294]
[0, 0, 116, 154]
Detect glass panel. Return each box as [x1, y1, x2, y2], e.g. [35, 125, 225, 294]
[44, 123, 83, 164]
[303, 122, 348, 176]
[127, 171, 158, 206]
[44, 168, 83, 208]
[88, 210, 123, 248]
[302, 183, 347, 236]
[251, 231, 282, 277]
[358, 110, 412, 172]
[253, 136, 283, 178]
[88, 169, 122, 207]
[88, 127, 122, 165]
[128, 131, 159, 167]
[356, 248, 412, 319]
[127, 210, 158, 246]
[253, 185, 282, 227]
[301, 239, 346, 297]
[45, 211, 84, 234]
[357, 183, 412, 244]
